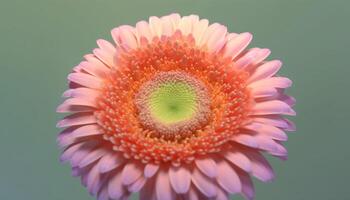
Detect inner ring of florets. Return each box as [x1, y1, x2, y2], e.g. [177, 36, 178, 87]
[96, 32, 252, 164]
[135, 71, 211, 140]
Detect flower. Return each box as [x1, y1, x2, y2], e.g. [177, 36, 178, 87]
[57, 13, 296, 200]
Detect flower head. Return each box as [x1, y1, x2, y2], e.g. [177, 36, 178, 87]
[57, 13, 296, 200]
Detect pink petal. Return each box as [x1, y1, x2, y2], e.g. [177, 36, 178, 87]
[223, 150, 252, 172]
[231, 134, 258, 148]
[72, 64, 84, 73]
[156, 169, 176, 200]
[70, 144, 97, 167]
[56, 112, 96, 128]
[94, 39, 117, 67]
[251, 100, 296, 116]
[121, 162, 143, 185]
[149, 16, 162, 38]
[99, 152, 125, 173]
[216, 160, 242, 194]
[188, 15, 200, 25]
[160, 15, 174, 36]
[169, 166, 191, 194]
[246, 151, 275, 182]
[244, 122, 288, 141]
[234, 133, 288, 157]
[168, 13, 181, 30]
[199, 23, 221, 47]
[62, 87, 100, 99]
[144, 163, 159, 178]
[79, 148, 107, 168]
[71, 164, 90, 177]
[120, 25, 138, 49]
[191, 168, 217, 198]
[252, 48, 271, 65]
[263, 140, 288, 157]
[235, 49, 259, 69]
[283, 118, 296, 131]
[56, 98, 96, 113]
[128, 176, 146, 192]
[67, 73, 103, 89]
[258, 90, 295, 104]
[58, 125, 101, 146]
[225, 32, 239, 41]
[255, 137, 281, 154]
[81, 170, 89, 187]
[92, 173, 108, 196]
[216, 187, 229, 200]
[238, 171, 255, 200]
[192, 19, 209, 45]
[86, 163, 101, 195]
[108, 172, 125, 199]
[57, 127, 81, 148]
[62, 89, 74, 98]
[253, 116, 290, 129]
[206, 25, 227, 52]
[265, 125, 288, 141]
[250, 87, 278, 98]
[248, 60, 282, 83]
[84, 53, 111, 73]
[97, 185, 109, 200]
[223, 32, 252, 59]
[183, 186, 199, 200]
[140, 178, 156, 200]
[136, 20, 152, 42]
[60, 142, 85, 162]
[249, 77, 292, 89]
[195, 158, 217, 178]
[178, 16, 193, 36]
[112, 25, 138, 50]
[79, 61, 107, 78]
[71, 124, 102, 138]
[279, 94, 296, 107]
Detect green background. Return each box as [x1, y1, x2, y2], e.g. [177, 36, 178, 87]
[1, 0, 349, 199]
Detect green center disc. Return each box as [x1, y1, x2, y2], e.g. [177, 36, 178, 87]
[135, 71, 211, 139]
[148, 82, 197, 124]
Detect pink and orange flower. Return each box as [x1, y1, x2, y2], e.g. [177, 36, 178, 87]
[57, 13, 296, 200]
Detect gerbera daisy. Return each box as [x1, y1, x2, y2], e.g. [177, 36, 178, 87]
[57, 13, 296, 200]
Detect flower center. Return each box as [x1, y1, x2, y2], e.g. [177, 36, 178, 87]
[135, 71, 211, 140]
[149, 82, 196, 124]
[96, 32, 252, 164]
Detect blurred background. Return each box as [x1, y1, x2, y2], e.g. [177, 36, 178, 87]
[0, 0, 349, 199]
